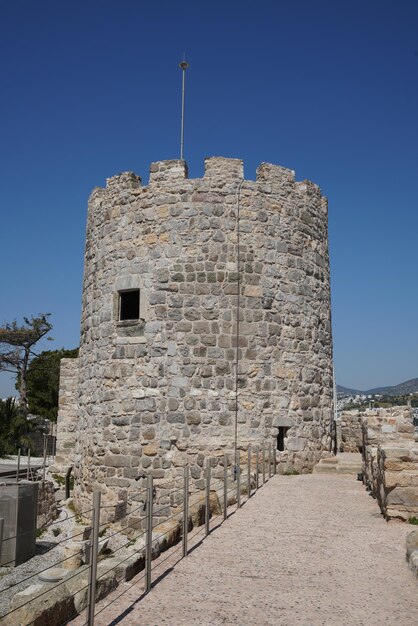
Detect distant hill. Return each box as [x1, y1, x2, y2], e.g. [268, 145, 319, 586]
[337, 377, 418, 397]
[337, 385, 363, 396]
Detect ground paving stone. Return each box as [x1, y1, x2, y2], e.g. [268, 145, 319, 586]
[70, 474, 416, 625]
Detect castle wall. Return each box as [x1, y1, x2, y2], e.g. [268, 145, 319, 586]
[72, 157, 333, 515]
[361, 406, 415, 498]
[53, 357, 79, 471]
[376, 442, 418, 520]
[337, 411, 363, 452]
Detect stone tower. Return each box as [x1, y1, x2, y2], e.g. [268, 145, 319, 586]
[58, 157, 333, 515]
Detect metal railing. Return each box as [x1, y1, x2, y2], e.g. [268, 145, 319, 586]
[0, 443, 277, 626]
[0, 435, 56, 483]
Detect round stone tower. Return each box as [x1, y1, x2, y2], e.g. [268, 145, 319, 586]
[73, 157, 333, 514]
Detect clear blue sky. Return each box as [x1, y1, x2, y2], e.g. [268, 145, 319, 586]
[1, 0, 417, 396]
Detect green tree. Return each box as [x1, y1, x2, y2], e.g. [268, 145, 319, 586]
[0, 398, 18, 456]
[0, 397, 40, 456]
[0, 314, 53, 415]
[24, 348, 78, 420]
[0, 315, 53, 454]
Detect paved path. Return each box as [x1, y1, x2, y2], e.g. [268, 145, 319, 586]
[74, 474, 417, 626]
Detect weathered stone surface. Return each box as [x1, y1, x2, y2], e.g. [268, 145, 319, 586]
[52, 358, 79, 472]
[409, 549, 418, 576]
[286, 437, 305, 452]
[406, 528, 418, 558]
[62, 542, 84, 570]
[181, 491, 222, 528]
[57, 156, 333, 517]
[63, 566, 89, 614]
[37, 480, 59, 529]
[9, 579, 77, 626]
[336, 411, 363, 452]
[406, 529, 418, 576]
[152, 518, 182, 552]
[360, 407, 417, 520]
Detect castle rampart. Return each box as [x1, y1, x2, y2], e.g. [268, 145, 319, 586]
[64, 156, 333, 518]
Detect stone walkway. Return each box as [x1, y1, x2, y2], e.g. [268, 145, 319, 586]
[71, 474, 416, 626]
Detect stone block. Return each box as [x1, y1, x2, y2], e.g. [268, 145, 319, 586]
[143, 443, 158, 456]
[104, 454, 131, 468]
[382, 424, 396, 433]
[409, 549, 418, 576]
[186, 411, 201, 425]
[10, 580, 77, 626]
[406, 529, 418, 558]
[244, 285, 262, 298]
[286, 437, 305, 452]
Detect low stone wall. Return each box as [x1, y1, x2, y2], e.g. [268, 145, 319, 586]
[337, 411, 363, 452]
[361, 407, 414, 494]
[375, 443, 418, 520]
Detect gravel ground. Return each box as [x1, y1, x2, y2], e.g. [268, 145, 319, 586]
[0, 491, 138, 618]
[70, 474, 417, 626]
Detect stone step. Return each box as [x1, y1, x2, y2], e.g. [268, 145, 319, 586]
[313, 453, 362, 475]
[312, 463, 337, 474]
[337, 464, 362, 474]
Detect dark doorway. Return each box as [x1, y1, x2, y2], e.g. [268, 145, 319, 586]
[277, 426, 289, 451]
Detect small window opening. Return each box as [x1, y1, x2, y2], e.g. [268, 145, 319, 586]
[277, 426, 289, 452]
[119, 290, 140, 321]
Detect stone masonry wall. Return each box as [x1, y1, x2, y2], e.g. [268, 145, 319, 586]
[72, 157, 333, 518]
[337, 410, 363, 452]
[53, 358, 79, 472]
[37, 480, 59, 529]
[361, 406, 415, 498]
[375, 442, 418, 521]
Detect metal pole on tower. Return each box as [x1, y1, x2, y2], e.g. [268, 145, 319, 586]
[332, 363, 338, 454]
[179, 55, 189, 161]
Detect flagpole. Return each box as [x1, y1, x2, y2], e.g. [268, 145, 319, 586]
[179, 56, 189, 160]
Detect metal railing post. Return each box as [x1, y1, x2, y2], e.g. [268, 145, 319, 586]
[247, 446, 251, 500]
[273, 445, 277, 475]
[87, 490, 101, 626]
[26, 449, 31, 481]
[65, 466, 73, 499]
[182, 465, 189, 557]
[205, 458, 211, 536]
[223, 453, 228, 520]
[145, 474, 153, 592]
[42, 436, 47, 481]
[16, 449, 21, 482]
[262, 443, 265, 485]
[256, 445, 259, 490]
[0, 518, 3, 561]
[236, 458, 241, 508]
[268, 443, 272, 480]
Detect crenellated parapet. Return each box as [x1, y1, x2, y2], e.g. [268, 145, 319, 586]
[98, 156, 324, 193]
[92, 157, 327, 224]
